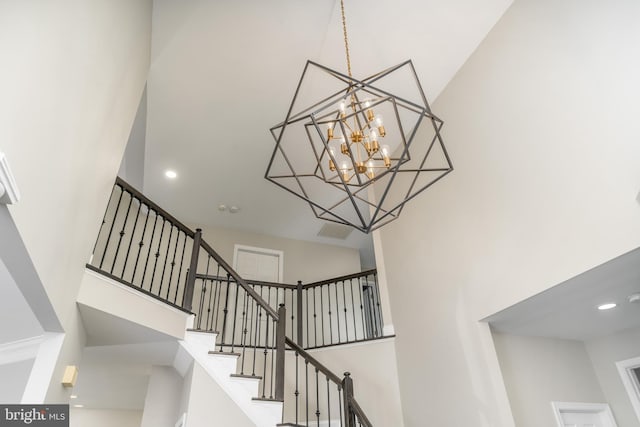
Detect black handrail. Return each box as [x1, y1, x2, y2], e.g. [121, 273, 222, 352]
[198, 240, 279, 320]
[114, 177, 195, 238]
[285, 337, 342, 385]
[303, 268, 377, 289]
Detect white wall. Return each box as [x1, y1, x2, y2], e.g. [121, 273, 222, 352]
[493, 333, 605, 427]
[71, 408, 142, 427]
[283, 339, 404, 427]
[140, 366, 183, 427]
[0, 0, 153, 401]
[586, 327, 640, 427]
[184, 362, 254, 427]
[378, 0, 640, 425]
[198, 225, 362, 284]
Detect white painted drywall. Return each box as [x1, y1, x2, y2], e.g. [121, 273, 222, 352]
[493, 333, 605, 427]
[0, 359, 34, 403]
[77, 270, 190, 341]
[586, 327, 640, 427]
[283, 338, 404, 426]
[140, 366, 183, 427]
[0, 0, 153, 401]
[183, 362, 254, 427]
[70, 408, 142, 427]
[377, 0, 640, 425]
[118, 87, 147, 190]
[197, 225, 362, 284]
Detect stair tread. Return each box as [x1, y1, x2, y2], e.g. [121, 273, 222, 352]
[277, 424, 307, 427]
[230, 373, 263, 380]
[186, 328, 219, 334]
[251, 397, 283, 403]
[208, 350, 241, 357]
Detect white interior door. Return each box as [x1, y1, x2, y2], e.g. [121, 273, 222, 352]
[552, 402, 618, 427]
[233, 245, 283, 283]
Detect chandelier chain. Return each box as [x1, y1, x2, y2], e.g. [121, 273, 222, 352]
[340, 0, 353, 78]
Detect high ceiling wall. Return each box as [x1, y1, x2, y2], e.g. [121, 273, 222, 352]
[378, 0, 640, 425]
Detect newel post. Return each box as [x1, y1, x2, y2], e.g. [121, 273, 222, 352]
[275, 303, 287, 401]
[183, 228, 202, 311]
[296, 280, 303, 346]
[342, 372, 355, 427]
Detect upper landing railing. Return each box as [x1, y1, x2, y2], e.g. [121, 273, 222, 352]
[88, 177, 380, 426]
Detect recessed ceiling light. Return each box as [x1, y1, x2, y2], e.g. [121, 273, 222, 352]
[597, 303, 617, 310]
[165, 170, 177, 179]
[70, 395, 78, 399]
[73, 404, 84, 408]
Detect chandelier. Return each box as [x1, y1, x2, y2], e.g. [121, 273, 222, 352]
[266, 0, 453, 233]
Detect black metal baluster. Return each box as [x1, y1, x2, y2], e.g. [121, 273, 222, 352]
[270, 317, 275, 398]
[173, 235, 188, 304]
[373, 272, 383, 337]
[290, 288, 295, 339]
[92, 184, 116, 260]
[342, 279, 349, 342]
[252, 303, 261, 376]
[230, 280, 240, 352]
[130, 203, 151, 285]
[110, 192, 134, 275]
[165, 228, 181, 300]
[320, 286, 326, 346]
[239, 289, 250, 375]
[315, 368, 320, 426]
[349, 278, 357, 341]
[327, 285, 333, 345]
[306, 360, 309, 427]
[196, 280, 206, 329]
[358, 280, 366, 339]
[327, 377, 331, 427]
[338, 385, 343, 427]
[261, 315, 269, 398]
[140, 211, 159, 290]
[220, 274, 231, 347]
[334, 281, 341, 343]
[213, 269, 223, 332]
[295, 351, 299, 425]
[158, 224, 174, 297]
[149, 218, 167, 294]
[121, 195, 142, 279]
[99, 186, 124, 269]
[312, 287, 318, 348]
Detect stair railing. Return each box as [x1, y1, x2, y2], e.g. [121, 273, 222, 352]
[89, 177, 376, 422]
[283, 337, 372, 427]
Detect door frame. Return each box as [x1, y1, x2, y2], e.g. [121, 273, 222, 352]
[616, 355, 640, 422]
[551, 401, 618, 427]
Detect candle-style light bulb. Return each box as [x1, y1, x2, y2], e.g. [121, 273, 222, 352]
[369, 130, 380, 153]
[339, 101, 347, 119]
[366, 160, 375, 180]
[340, 162, 350, 182]
[364, 99, 374, 122]
[328, 147, 336, 171]
[375, 115, 386, 137]
[381, 145, 391, 168]
[327, 122, 334, 140]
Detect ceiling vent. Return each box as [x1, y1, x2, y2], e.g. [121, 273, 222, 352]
[317, 223, 353, 240]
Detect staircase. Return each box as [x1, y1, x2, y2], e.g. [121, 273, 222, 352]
[180, 330, 282, 427]
[88, 177, 377, 427]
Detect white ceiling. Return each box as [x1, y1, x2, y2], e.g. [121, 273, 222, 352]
[140, 0, 513, 254]
[485, 247, 640, 341]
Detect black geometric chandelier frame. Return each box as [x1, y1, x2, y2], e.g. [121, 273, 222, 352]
[265, 1, 453, 233]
